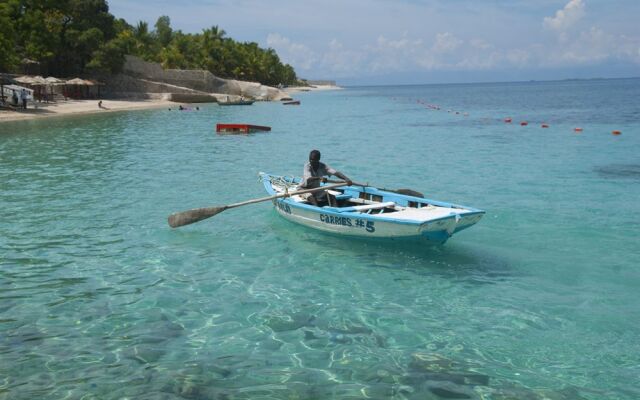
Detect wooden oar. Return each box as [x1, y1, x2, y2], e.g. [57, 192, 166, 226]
[326, 180, 424, 198]
[168, 182, 350, 228]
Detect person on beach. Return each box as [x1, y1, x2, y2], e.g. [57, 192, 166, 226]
[299, 149, 352, 207]
[98, 101, 103, 108]
[12, 90, 19, 107]
[21, 88, 28, 109]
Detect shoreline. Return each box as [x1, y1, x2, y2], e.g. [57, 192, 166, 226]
[0, 85, 341, 123]
[0, 99, 175, 123]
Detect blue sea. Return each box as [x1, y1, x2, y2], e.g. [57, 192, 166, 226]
[1, 78, 639, 399]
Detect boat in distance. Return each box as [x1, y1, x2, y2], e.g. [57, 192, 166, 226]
[218, 99, 255, 106]
[260, 173, 484, 244]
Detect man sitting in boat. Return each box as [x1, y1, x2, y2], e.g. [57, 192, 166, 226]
[300, 150, 352, 206]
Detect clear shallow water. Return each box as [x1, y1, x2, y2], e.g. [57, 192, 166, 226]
[1, 79, 639, 399]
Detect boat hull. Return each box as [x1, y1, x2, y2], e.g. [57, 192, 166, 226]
[261, 173, 484, 244]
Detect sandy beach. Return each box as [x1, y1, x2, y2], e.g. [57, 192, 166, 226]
[284, 84, 342, 95]
[0, 98, 175, 123]
[0, 86, 339, 123]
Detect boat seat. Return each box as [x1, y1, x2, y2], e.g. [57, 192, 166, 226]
[336, 201, 396, 213]
[326, 189, 352, 201]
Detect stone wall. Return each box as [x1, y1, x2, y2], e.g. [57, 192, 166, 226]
[111, 55, 289, 101]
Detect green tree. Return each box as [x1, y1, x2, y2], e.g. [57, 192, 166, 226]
[1, 1, 299, 85]
[154, 15, 172, 48]
[0, 2, 19, 71]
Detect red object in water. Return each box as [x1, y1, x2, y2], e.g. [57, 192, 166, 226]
[520, 121, 528, 126]
[216, 124, 271, 134]
[541, 124, 549, 128]
[612, 130, 621, 135]
[504, 118, 512, 123]
[574, 127, 583, 132]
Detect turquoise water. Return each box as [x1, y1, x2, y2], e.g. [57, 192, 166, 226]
[1, 79, 639, 399]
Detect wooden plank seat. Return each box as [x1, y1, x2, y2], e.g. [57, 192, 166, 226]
[326, 189, 352, 201]
[335, 201, 396, 213]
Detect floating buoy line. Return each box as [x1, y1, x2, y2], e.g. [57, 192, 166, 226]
[399, 97, 623, 136]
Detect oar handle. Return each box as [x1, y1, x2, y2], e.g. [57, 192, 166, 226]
[224, 181, 349, 210]
[168, 181, 349, 228]
[326, 179, 368, 187]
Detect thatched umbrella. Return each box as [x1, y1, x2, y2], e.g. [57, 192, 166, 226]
[45, 77, 64, 84]
[14, 76, 34, 85]
[44, 77, 65, 102]
[14, 75, 46, 85]
[66, 77, 88, 85]
[65, 78, 89, 99]
[12, 76, 45, 100]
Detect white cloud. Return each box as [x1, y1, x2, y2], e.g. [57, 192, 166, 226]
[470, 38, 492, 50]
[543, 0, 586, 32]
[266, 33, 317, 70]
[321, 39, 367, 75]
[504, 49, 531, 67]
[433, 33, 463, 53]
[552, 27, 622, 64]
[271, 25, 640, 80]
[618, 36, 640, 63]
[361, 34, 426, 73]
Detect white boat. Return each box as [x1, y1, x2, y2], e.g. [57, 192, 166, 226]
[260, 173, 484, 244]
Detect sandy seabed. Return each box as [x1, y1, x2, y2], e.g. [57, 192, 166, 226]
[0, 99, 175, 123]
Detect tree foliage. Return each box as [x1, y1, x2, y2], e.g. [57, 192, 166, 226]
[0, 3, 300, 85]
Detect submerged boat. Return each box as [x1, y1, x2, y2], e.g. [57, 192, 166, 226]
[260, 173, 484, 244]
[216, 123, 271, 134]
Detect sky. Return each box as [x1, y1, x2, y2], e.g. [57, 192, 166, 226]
[107, 0, 640, 85]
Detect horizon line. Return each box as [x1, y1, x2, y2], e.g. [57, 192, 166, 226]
[333, 75, 640, 88]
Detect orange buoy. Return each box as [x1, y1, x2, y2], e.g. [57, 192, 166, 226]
[612, 130, 621, 135]
[520, 121, 528, 126]
[541, 124, 549, 128]
[574, 127, 583, 132]
[504, 118, 512, 123]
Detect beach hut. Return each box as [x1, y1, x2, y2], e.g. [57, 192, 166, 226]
[65, 78, 91, 99]
[45, 77, 65, 85]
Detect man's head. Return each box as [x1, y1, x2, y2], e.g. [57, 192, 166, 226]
[309, 150, 321, 169]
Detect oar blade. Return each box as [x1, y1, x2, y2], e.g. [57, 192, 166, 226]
[168, 206, 227, 228]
